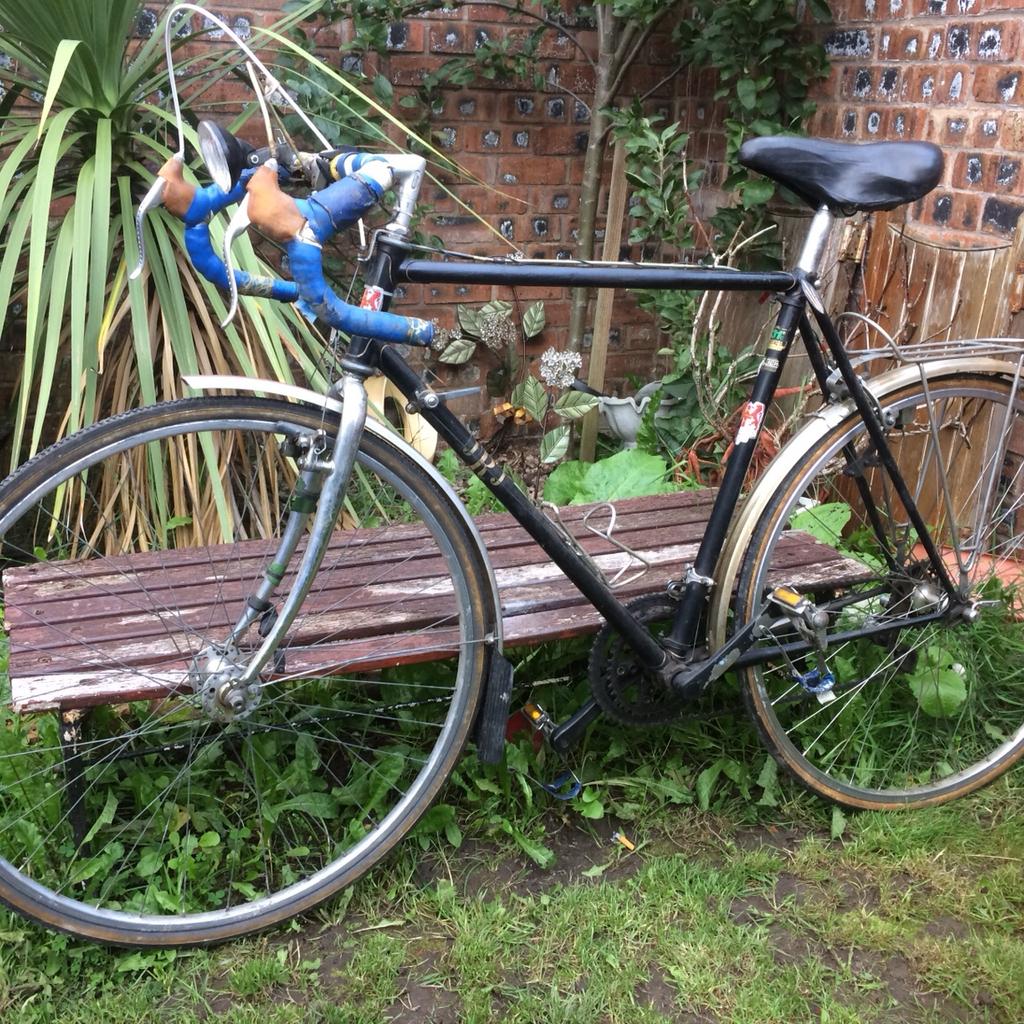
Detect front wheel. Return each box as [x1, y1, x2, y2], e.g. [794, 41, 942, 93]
[0, 397, 493, 945]
[735, 371, 1024, 810]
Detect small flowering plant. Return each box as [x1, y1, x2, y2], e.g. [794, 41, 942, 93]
[431, 299, 598, 464]
[496, 347, 600, 464]
[432, 299, 544, 364]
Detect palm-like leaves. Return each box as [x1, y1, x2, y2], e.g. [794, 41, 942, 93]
[0, 0, 330, 468]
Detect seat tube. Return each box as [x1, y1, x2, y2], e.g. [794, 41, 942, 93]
[664, 207, 834, 654]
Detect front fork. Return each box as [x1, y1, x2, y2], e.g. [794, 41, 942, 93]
[227, 368, 370, 686]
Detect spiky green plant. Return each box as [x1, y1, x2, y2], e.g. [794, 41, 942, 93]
[0, 0, 329, 470]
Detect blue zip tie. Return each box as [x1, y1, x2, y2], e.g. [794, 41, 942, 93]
[792, 667, 836, 695]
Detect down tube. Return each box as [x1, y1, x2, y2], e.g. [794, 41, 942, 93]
[377, 346, 669, 672]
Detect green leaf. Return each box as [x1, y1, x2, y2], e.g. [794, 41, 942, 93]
[543, 460, 589, 506]
[510, 375, 548, 423]
[497, 819, 554, 868]
[265, 793, 339, 824]
[457, 305, 482, 336]
[756, 755, 779, 807]
[741, 177, 775, 209]
[831, 806, 848, 840]
[736, 77, 758, 110]
[908, 651, 968, 718]
[790, 502, 852, 547]
[540, 425, 570, 464]
[480, 299, 513, 317]
[372, 73, 394, 104]
[696, 760, 723, 811]
[82, 789, 118, 846]
[522, 300, 546, 338]
[553, 390, 599, 421]
[35, 38, 82, 140]
[542, 450, 674, 504]
[438, 336, 476, 364]
[572, 450, 674, 504]
[573, 790, 605, 819]
[135, 848, 164, 878]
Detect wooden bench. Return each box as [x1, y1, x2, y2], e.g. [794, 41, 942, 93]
[3, 490, 866, 714]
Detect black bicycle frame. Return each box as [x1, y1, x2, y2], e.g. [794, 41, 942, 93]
[344, 235, 959, 684]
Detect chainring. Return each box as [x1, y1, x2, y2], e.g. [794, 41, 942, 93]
[588, 593, 690, 726]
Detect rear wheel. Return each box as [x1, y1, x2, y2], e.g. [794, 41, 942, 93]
[0, 396, 493, 944]
[735, 371, 1024, 809]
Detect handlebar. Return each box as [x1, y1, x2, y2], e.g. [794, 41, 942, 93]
[139, 126, 433, 346]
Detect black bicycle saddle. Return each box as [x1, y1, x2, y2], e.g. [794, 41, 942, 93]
[737, 136, 944, 214]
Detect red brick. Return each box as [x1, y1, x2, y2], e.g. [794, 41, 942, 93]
[973, 65, 1022, 104]
[386, 20, 425, 53]
[429, 24, 473, 54]
[994, 155, 1023, 194]
[952, 151, 988, 189]
[1002, 110, 1024, 152]
[936, 65, 971, 105]
[498, 92, 545, 122]
[972, 113, 1002, 148]
[958, 194, 984, 233]
[531, 125, 590, 157]
[939, 112, 972, 145]
[421, 283, 494, 305]
[490, 155, 567, 185]
[887, 27, 925, 60]
[903, 67, 940, 104]
[537, 28, 578, 60]
[390, 56, 441, 87]
[975, 19, 1021, 62]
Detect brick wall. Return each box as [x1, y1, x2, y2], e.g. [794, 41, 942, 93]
[812, 0, 1024, 240]
[134, 2, 1024, 397]
[148, 2, 710, 397]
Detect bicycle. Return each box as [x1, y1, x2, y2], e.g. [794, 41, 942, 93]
[1, 9, 1023, 946]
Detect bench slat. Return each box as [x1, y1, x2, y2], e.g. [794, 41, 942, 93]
[4, 490, 868, 712]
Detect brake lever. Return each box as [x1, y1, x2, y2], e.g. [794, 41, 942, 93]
[129, 156, 181, 281]
[220, 193, 252, 328]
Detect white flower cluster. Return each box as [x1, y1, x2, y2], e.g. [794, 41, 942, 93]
[538, 348, 583, 390]
[478, 310, 517, 352]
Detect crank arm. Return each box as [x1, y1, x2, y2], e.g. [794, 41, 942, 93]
[668, 606, 774, 698]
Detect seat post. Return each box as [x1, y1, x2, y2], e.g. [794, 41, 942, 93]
[797, 205, 834, 278]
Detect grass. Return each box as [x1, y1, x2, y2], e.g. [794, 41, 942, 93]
[0, 701, 1021, 1024]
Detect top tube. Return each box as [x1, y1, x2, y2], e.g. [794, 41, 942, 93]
[394, 257, 796, 293]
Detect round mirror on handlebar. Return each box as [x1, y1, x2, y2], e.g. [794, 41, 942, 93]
[198, 121, 258, 191]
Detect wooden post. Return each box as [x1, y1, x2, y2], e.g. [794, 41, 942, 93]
[578, 138, 628, 463]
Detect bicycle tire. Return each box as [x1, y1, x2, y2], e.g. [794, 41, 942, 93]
[734, 369, 1024, 809]
[0, 396, 493, 945]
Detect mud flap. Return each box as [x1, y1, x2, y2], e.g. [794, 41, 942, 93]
[474, 652, 515, 764]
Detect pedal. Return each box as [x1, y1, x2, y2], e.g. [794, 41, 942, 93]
[770, 586, 835, 701]
[521, 701, 554, 739]
[769, 586, 829, 641]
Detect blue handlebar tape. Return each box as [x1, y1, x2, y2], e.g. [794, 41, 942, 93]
[184, 224, 299, 302]
[182, 180, 246, 227]
[295, 173, 383, 245]
[329, 151, 388, 181]
[285, 238, 433, 346]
